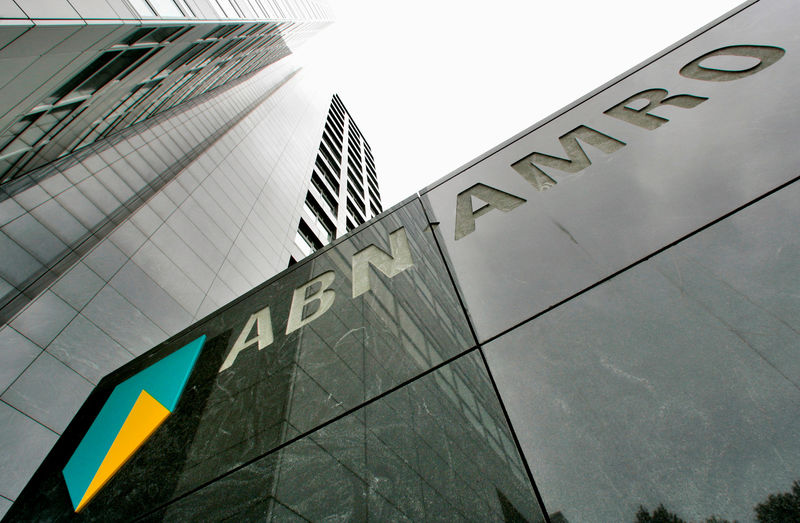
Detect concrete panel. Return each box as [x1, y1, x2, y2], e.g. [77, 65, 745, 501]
[0, 401, 57, 500]
[1, 352, 93, 433]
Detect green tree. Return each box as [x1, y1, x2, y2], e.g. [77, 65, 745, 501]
[635, 504, 686, 523]
[635, 504, 732, 523]
[754, 480, 800, 522]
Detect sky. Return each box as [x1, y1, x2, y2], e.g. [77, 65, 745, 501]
[294, 0, 744, 207]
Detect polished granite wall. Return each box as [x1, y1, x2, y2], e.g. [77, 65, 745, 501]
[7, 199, 544, 521]
[418, 1, 799, 520]
[0, 57, 331, 512]
[482, 180, 800, 521]
[7, 0, 800, 521]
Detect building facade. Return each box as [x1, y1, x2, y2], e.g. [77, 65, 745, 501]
[0, 0, 389, 511]
[0, 0, 332, 186]
[294, 93, 382, 260]
[7, 0, 800, 521]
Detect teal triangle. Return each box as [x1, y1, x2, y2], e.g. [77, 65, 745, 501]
[62, 335, 205, 510]
[116, 335, 205, 411]
[62, 384, 138, 509]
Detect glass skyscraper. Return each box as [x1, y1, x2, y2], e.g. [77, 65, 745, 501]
[6, 0, 800, 521]
[0, 0, 384, 514]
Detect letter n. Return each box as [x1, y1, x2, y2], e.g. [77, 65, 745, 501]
[352, 227, 413, 297]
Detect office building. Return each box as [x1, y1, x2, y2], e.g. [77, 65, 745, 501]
[9, 197, 544, 521]
[0, 0, 386, 512]
[0, 0, 332, 186]
[8, 0, 800, 521]
[294, 93, 382, 259]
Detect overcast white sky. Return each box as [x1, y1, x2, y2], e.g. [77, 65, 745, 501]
[294, 0, 743, 207]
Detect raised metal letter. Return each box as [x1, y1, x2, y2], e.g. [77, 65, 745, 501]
[511, 126, 625, 190]
[219, 306, 274, 372]
[680, 45, 785, 82]
[604, 89, 707, 130]
[286, 271, 336, 334]
[454, 183, 526, 240]
[351, 227, 413, 297]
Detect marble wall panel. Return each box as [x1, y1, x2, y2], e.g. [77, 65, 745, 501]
[422, 0, 800, 342]
[483, 179, 800, 522]
[7, 198, 480, 518]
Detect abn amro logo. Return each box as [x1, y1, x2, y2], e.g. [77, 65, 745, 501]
[62, 336, 206, 512]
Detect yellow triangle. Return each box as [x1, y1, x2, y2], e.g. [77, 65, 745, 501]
[76, 390, 170, 512]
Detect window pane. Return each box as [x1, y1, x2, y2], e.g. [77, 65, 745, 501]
[149, 0, 183, 17]
[129, 0, 155, 16]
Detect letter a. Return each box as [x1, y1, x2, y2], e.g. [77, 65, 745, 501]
[352, 227, 414, 297]
[219, 306, 274, 372]
[454, 183, 526, 240]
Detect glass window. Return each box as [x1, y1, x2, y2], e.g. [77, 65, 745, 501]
[53, 52, 120, 100]
[128, 0, 156, 16]
[293, 231, 313, 257]
[123, 28, 154, 45]
[78, 49, 149, 94]
[296, 218, 323, 252]
[214, 0, 241, 18]
[149, 0, 184, 16]
[145, 26, 183, 43]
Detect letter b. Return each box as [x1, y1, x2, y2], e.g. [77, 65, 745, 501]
[286, 271, 336, 334]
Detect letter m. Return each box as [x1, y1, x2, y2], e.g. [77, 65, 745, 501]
[352, 227, 413, 298]
[511, 125, 625, 190]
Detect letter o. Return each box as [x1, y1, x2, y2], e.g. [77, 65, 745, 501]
[680, 45, 785, 81]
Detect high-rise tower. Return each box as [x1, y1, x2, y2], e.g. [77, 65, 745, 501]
[9, 1, 800, 521]
[294, 94, 382, 260]
[0, 1, 386, 511]
[0, 0, 332, 186]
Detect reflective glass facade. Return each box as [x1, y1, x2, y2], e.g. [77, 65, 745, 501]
[7, 0, 800, 521]
[0, 0, 331, 185]
[0, 52, 373, 511]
